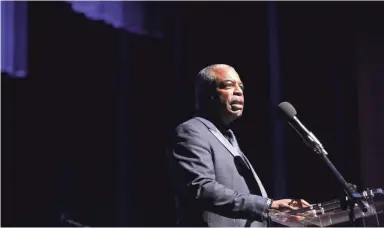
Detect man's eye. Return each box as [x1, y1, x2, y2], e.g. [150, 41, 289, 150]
[225, 83, 233, 87]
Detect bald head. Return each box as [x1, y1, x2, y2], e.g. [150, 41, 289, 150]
[195, 64, 244, 125]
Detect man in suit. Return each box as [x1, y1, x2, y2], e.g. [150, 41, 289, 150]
[167, 64, 309, 227]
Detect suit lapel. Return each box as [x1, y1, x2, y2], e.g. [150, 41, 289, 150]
[195, 117, 240, 158]
[209, 129, 242, 158]
[195, 117, 268, 198]
[240, 153, 268, 197]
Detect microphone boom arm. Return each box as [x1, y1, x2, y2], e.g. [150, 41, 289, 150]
[317, 151, 369, 214]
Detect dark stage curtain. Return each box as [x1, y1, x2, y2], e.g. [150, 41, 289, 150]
[1, 1, 28, 77]
[2, 2, 172, 226]
[355, 7, 384, 225]
[277, 3, 362, 203]
[66, 1, 164, 38]
[277, 3, 384, 204]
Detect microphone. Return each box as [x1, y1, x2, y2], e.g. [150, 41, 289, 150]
[277, 101, 327, 155]
[277, 101, 369, 214]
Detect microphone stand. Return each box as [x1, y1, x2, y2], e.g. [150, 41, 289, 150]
[314, 146, 368, 226]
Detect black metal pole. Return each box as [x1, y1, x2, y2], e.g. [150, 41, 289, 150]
[318, 152, 368, 215]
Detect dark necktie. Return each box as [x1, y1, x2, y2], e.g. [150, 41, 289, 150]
[226, 129, 251, 169]
[226, 129, 264, 197]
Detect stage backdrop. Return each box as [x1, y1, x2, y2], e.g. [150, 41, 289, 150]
[356, 31, 384, 197]
[1, 1, 164, 77]
[1, 1, 28, 77]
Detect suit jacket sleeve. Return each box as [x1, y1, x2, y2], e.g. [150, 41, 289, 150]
[169, 123, 270, 221]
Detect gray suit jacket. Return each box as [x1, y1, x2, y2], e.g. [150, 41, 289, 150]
[168, 116, 270, 227]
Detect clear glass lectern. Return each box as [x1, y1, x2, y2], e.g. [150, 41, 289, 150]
[269, 188, 383, 227]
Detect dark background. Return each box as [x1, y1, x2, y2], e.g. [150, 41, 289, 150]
[2, 1, 383, 226]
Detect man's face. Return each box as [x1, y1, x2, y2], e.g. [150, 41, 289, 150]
[212, 67, 244, 124]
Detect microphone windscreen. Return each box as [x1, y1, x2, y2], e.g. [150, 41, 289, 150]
[277, 101, 297, 119]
